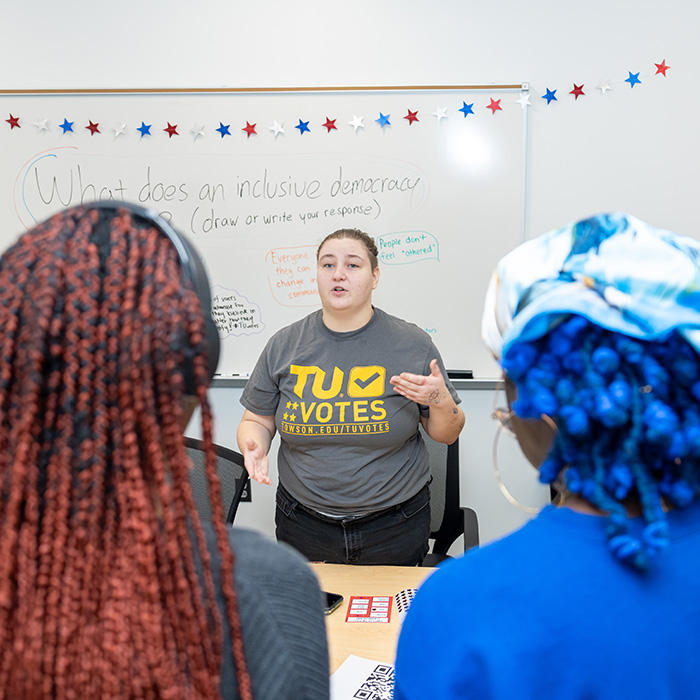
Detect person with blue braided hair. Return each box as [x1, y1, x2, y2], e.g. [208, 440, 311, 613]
[394, 213, 700, 700]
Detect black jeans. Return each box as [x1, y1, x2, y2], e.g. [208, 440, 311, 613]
[275, 482, 431, 565]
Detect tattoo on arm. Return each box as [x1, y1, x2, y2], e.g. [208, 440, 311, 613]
[428, 389, 441, 404]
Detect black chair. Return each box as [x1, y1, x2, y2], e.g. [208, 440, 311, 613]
[419, 426, 480, 566]
[184, 436, 250, 525]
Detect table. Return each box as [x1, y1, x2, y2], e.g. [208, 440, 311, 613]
[309, 563, 436, 674]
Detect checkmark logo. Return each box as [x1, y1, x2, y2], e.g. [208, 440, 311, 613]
[348, 366, 385, 397]
[355, 373, 381, 389]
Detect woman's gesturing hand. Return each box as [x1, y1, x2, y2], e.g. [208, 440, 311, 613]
[243, 438, 272, 485]
[390, 359, 451, 406]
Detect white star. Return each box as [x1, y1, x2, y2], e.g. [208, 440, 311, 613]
[515, 92, 532, 110]
[270, 120, 285, 137]
[34, 117, 50, 132]
[113, 123, 127, 138]
[432, 106, 448, 122]
[349, 115, 364, 133]
[190, 123, 206, 140]
[596, 79, 613, 95]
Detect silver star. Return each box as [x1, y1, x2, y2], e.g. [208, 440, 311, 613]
[432, 105, 448, 122]
[190, 123, 206, 140]
[516, 93, 532, 110]
[596, 79, 613, 95]
[270, 120, 285, 137]
[349, 115, 365, 132]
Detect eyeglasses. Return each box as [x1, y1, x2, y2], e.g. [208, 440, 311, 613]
[490, 380, 516, 438]
[491, 406, 516, 438]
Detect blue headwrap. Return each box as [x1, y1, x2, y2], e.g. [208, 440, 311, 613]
[483, 212, 700, 362]
[482, 213, 700, 570]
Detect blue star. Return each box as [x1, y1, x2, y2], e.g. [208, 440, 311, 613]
[542, 88, 558, 104]
[458, 102, 474, 118]
[216, 122, 231, 138]
[137, 122, 152, 137]
[295, 119, 310, 134]
[625, 71, 642, 88]
[59, 118, 74, 133]
[375, 113, 391, 127]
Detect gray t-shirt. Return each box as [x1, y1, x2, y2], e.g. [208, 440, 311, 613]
[241, 308, 460, 515]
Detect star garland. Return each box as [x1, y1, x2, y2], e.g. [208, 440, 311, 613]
[3, 60, 670, 139]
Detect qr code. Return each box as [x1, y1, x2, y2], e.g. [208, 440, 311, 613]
[353, 664, 395, 700]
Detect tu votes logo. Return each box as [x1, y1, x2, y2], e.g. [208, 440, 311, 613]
[290, 365, 386, 399]
[282, 365, 389, 437]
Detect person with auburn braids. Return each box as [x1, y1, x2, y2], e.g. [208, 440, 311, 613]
[394, 213, 700, 699]
[238, 228, 464, 566]
[0, 203, 329, 700]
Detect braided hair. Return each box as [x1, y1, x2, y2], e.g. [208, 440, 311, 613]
[503, 315, 700, 571]
[0, 206, 253, 699]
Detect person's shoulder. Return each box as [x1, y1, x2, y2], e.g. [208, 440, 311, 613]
[269, 310, 321, 341]
[413, 551, 480, 603]
[227, 527, 320, 589]
[414, 515, 552, 601]
[374, 307, 431, 340]
[229, 527, 307, 566]
[215, 528, 329, 699]
[265, 311, 320, 353]
[396, 543, 525, 700]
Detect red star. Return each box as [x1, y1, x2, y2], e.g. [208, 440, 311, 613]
[570, 83, 585, 99]
[164, 123, 179, 138]
[403, 109, 419, 125]
[655, 59, 670, 76]
[6, 114, 20, 129]
[487, 98, 502, 114]
[242, 121, 257, 138]
[322, 117, 337, 132]
[85, 121, 100, 135]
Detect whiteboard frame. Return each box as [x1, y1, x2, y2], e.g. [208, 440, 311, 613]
[0, 84, 525, 95]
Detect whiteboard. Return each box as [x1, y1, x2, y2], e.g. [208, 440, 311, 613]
[0, 87, 526, 378]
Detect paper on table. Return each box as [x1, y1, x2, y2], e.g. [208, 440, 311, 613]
[330, 654, 395, 700]
[394, 588, 417, 624]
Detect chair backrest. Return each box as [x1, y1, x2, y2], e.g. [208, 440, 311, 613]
[419, 426, 464, 557]
[184, 437, 250, 524]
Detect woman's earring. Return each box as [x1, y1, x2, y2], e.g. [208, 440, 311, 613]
[491, 415, 550, 514]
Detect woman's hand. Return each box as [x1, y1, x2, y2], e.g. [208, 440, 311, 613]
[242, 438, 272, 485]
[390, 359, 451, 407]
[390, 359, 465, 444]
[237, 410, 276, 485]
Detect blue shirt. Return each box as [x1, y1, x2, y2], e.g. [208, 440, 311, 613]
[394, 504, 700, 700]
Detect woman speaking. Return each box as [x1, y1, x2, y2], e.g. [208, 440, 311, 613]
[237, 228, 464, 565]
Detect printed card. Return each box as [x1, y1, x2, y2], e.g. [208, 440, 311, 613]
[345, 595, 392, 623]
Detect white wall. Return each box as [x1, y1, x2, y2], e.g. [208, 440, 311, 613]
[5, 0, 698, 239]
[4, 0, 697, 545]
